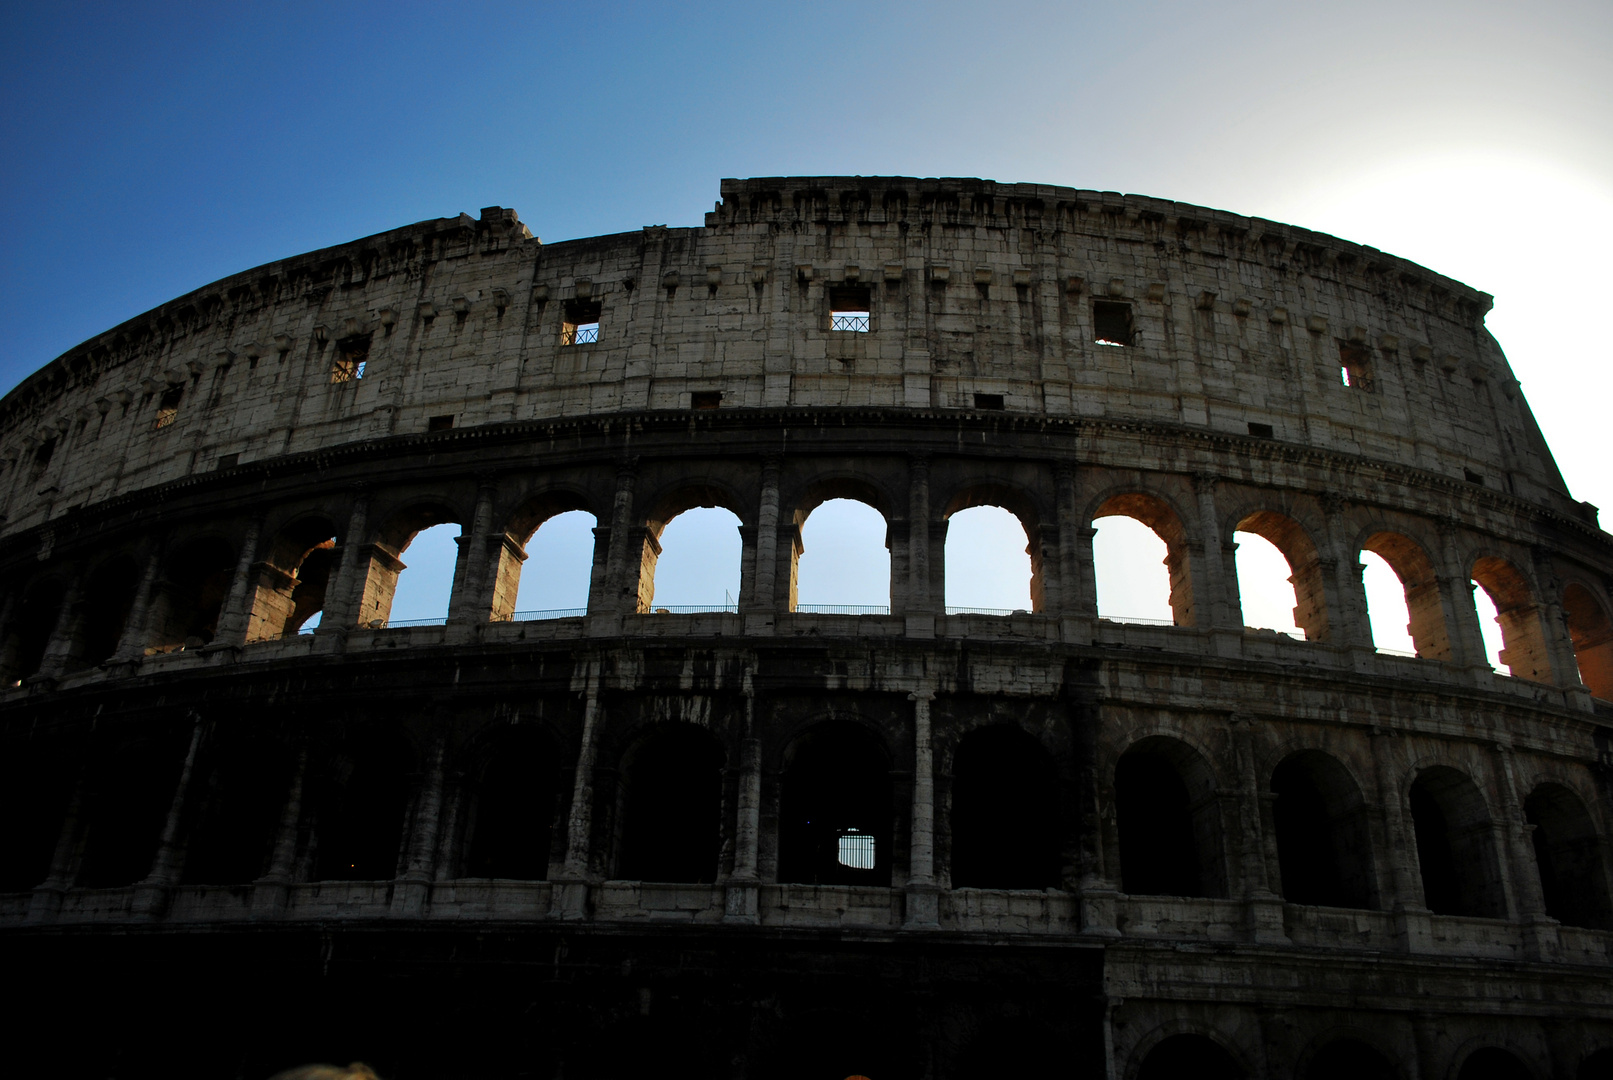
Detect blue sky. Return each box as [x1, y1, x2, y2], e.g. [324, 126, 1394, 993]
[3, 1, 1607, 652]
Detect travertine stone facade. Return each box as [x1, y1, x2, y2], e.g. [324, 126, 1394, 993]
[1, 178, 1611, 1080]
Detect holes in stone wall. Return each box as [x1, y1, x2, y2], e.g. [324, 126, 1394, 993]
[4, 580, 63, 683]
[1114, 738, 1224, 898]
[75, 557, 139, 667]
[153, 387, 183, 431]
[1360, 550, 1416, 655]
[182, 732, 294, 886]
[1456, 1049, 1532, 1080]
[249, 517, 337, 641]
[330, 334, 370, 383]
[1360, 532, 1450, 660]
[944, 505, 1033, 614]
[147, 538, 234, 651]
[614, 724, 724, 883]
[949, 726, 1059, 889]
[1408, 766, 1507, 918]
[1092, 300, 1133, 347]
[561, 299, 602, 345]
[1302, 1038, 1397, 1080]
[644, 505, 742, 613]
[1092, 511, 1178, 625]
[76, 734, 188, 889]
[779, 722, 891, 886]
[1234, 528, 1305, 637]
[829, 285, 871, 332]
[794, 498, 890, 613]
[1270, 751, 1376, 909]
[0, 749, 72, 891]
[1524, 783, 1613, 929]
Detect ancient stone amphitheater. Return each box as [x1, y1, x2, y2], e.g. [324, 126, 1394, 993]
[2, 176, 1611, 1079]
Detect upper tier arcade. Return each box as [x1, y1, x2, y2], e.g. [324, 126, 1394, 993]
[0, 176, 1592, 538]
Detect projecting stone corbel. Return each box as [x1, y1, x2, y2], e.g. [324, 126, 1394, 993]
[1013, 269, 1033, 288]
[796, 265, 815, 282]
[883, 264, 903, 284]
[1305, 315, 1328, 335]
[214, 350, 235, 369]
[1269, 307, 1289, 324]
[312, 324, 330, 345]
[1196, 291, 1217, 310]
[927, 265, 949, 284]
[490, 289, 510, 312]
[531, 285, 550, 304]
[451, 296, 471, 316]
[842, 265, 861, 284]
[273, 333, 294, 355]
[1147, 283, 1167, 301]
[706, 266, 723, 288]
[573, 279, 593, 300]
[1233, 297, 1252, 317]
[1064, 276, 1085, 295]
[1106, 278, 1127, 297]
[377, 309, 397, 330]
[752, 265, 770, 285]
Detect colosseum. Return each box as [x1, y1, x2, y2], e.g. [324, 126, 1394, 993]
[1, 176, 1610, 1079]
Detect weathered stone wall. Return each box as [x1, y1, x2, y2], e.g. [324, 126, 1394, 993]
[2, 178, 1612, 1079]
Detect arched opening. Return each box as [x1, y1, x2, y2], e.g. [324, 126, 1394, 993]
[794, 497, 890, 613]
[1563, 584, 1613, 700]
[1579, 1049, 1613, 1080]
[2, 579, 64, 683]
[75, 556, 140, 667]
[182, 730, 296, 885]
[1361, 532, 1450, 659]
[247, 517, 337, 641]
[76, 733, 190, 889]
[1114, 737, 1225, 898]
[1271, 751, 1377, 909]
[313, 736, 414, 881]
[1524, 783, 1613, 929]
[1456, 1048, 1531, 1080]
[147, 537, 235, 651]
[383, 522, 462, 626]
[1092, 493, 1193, 626]
[1235, 510, 1325, 639]
[0, 746, 73, 891]
[1471, 557, 1551, 682]
[944, 504, 1035, 614]
[779, 721, 892, 887]
[642, 502, 743, 613]
[949, 726, 1059, 889]
[1408, 766, 1507, 918]
[1302, 1037, 1398, 1080]
[462, 726, 562, 879]
[1136, 1034, 1246, 1080]
[612, 723, 724, 883]
[953, 1017, 1068, 1076]
[505, 507, 597, 620]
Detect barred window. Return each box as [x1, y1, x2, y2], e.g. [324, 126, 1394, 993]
[331, 334, 371, 383]
[562, 299, 602, 346]
[153, 387, 183, 430]
[830, 285, 871, 333]
[837, 829, 875, 869]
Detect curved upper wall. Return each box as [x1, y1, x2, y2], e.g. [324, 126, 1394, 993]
[0, 176, 1582, 539]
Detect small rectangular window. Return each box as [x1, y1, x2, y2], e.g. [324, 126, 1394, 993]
[1247, 422, 1274, 439]
[331, 334, 371, 383]
[1093, 301, 1133, 346]
[153, 387, 183, 430]
[428, 414, 455, 432]
[829, 285, 871, 332]
[1339, 343, 1374, 390]
[973, 392, 1005, 410]
[1464, 469, 1485, 486]
[691, 391, 722, 410]
[562, 299, 602, 345]
[215, 453, 239, 470]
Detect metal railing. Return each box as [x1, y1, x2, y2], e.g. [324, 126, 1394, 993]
[562, 323, 599, 345]
[512, 607, 588, 621]
[646, 604, 739, 614]
[1099, 614, 1175, 626]
[794, 604, 891, 615]
[944, 606, 1020, 616]
[830, 313, 870, 332]
[384, 616, 449, 628]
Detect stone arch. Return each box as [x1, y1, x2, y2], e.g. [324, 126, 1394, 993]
[1114, 734, 1228, 898]
[1524, 781, 1613, 929]
[1470, 554, 1552, 682]
[1270, 749, 1378, 909]
[1407, 764, 1507, 918]
[1562, 581, 1613, 700]
[0, 737, 77, 891]
[1578, 1048, 1613, 1080]
[1297, 1033, 1402, 1080]
[947, 723, 1060, 889]
[1455, 1046, 1535, 1080]
[788, 474, 893, 612]
[457, 722, 565, 880]
[311, 728, 417, 881]
[76, 725, 192, 889]
[941, 479, 1046, 613]
[1091, 489, 1197, 626]
[1, 576, 66, 683]
[636, 481, 751, 614]
[358, 500, 464, 628]
[1234, 507, 1330, 640]
[146, 535, 236, 651]
[611, 721, 726, 883]
[181, 721, 297, 886]
[1360, 529, 1452, 660]
[72, 553, 141, 667]
[493, 488, 598, 621]
[1128, 1027, 1251, 1080]
[778, 718, 894, 886]
[247, 513, 340, 641]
